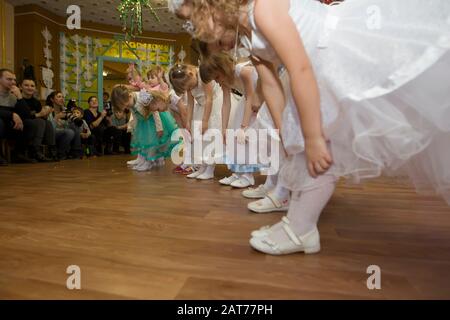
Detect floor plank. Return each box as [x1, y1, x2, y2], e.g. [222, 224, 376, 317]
[1, 156, 449, 299]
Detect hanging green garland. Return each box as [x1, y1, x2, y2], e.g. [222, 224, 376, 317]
[118, 0, 161, 38]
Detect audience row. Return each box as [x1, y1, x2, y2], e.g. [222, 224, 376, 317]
[0, 68, 131, 166]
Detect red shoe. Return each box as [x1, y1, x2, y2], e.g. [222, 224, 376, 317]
[173, 166, 184, 174]
[182, 167, 195, 175]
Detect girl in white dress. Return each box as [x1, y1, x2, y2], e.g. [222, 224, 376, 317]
[169, 64, 224, 180]
[177, 0, 450, 255]
[200, 53, 260, 188]
[199, 53, 291, 213]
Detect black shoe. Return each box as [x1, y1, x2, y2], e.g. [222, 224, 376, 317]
[14, 153, 37, 164]
[35, 152, 53, 163]
[49, 146, 60, 162]
[0, 156, 8, 166]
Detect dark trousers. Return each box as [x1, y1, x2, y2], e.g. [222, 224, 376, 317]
[109, 127, 131, 153]
[81, 135, 94, 156]
[40, 119, 56, 147]
[55, 128, 75, 158]
[0, 118, 6, 139]
[68, 122, 83, 155]
[90, 125, 108, 154]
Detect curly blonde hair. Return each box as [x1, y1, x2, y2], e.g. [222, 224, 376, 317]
[199, 52, 235, 86]
[190, 0, 243, 43]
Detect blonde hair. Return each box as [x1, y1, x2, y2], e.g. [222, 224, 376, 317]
[147, 65, 163, 79]
[111, 84, 130, 112]
[190, 0, 242, 43]
[169, 64, 197, 94]
[199, 52, 235, 86]
[146, 65, 168, 86]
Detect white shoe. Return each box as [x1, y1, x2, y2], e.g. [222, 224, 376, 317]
[231, 176, 254, 189]
[248, 194, 289, 213]
[242, 185, 268, 199]
[251, 225, 272, 238]
[127, 157, 142, 167]
[219, 174, 239, 186]
[187, 170, 202, 179]
[196, 171, 215, 180]
[134, 161, 153, 172]
[250, 217, 321, 255]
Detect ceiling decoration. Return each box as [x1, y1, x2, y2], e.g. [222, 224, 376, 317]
[117, 0, 161, 38]
[12, 0, 186, 34]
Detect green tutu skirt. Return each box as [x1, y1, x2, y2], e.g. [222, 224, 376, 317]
[131, 111, 181, 161]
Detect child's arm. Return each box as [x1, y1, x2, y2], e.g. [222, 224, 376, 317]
[239, 66, 256, 129]
[153, 111, 164, 137]
[186, 92, 194, 134]
[201, 82, 215, 134]
[127, 112, 136, 133]
[81, 120, 91, 139]
[251, 58, 284, 132]
[221, 86, 232, 139]
[254, 0, 332, 177]
[176, 99, 188, 128]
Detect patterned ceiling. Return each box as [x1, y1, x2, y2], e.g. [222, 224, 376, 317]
[12, 0, 186, 34]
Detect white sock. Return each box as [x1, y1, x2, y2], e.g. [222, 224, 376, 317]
[202, 165, 215, 177]
[266, 174, 336, 243]
[196, 165, 207, 175]
[271, 181, 289, 200]
[242, 173, 255, 185]
[263, 174, 277, 191]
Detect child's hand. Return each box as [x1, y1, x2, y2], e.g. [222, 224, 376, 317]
[305, 136, 333, 178]
[236, 128, 247, 145]
[157, 69, 164, 80]
[201, 120, 208, 135]
[157, 130, 164, 138]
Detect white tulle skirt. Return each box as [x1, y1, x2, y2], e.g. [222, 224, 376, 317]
[279, 0, 450, 204]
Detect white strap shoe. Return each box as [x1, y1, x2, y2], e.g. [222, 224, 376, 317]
[230, 176, 254, 189]
[127, 158, 141, 166]
[187, 170, 201, 179]
[248, 194, 289, 213]
[250, 217, 321, 255]
[219, 174, 239, 186]
[196, 172, 215, 180]
[251, 225, 271, 238]
[242, 185, 268, 199]
[134, 161, 153, 172]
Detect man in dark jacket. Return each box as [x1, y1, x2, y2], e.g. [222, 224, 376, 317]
[0, 68, 44, 163]
[20, 78, 57, 161]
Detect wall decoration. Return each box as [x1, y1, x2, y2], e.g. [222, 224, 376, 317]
[59, 32, 175, 107]
[41, 26, 54, 99]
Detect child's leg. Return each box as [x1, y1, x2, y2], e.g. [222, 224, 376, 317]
[264, 174, 278, 191]
[134, 161, 153, 172]
[271, 178, 290, 200]
[241, 173, 255, 185]
[250, 174, 336, 254]
[197, 164, 215, 180]
[187, 164, 206, 178]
